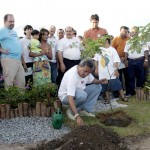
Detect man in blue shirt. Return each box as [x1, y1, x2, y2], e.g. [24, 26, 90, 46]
[0, 14, 25, 88]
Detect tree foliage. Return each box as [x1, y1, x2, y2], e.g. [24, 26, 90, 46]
[128, 23, 150, 53]
[81, 34, 110, 58]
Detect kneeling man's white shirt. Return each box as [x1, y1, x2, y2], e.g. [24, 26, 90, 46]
[58, 65, 94, 102]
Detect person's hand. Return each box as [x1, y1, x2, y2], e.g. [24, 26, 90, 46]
[94, 69, 98, 76]
[76, 116, 84, 126]
[60, 63, 66, 72]
[23, 65, 28, 72]
[124, 60, 128, 67]
[42, 47, 49, 53]
[143, 60, 148, 68]
[38, 50, 45, 56]
[100, 78, 108, 84]
[121, 57, 125, 62]
[42, 49, 47, 55]
[0, 49, 9, 54]
[114, 69, 120, 77]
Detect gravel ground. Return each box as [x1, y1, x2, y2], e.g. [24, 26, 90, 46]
[0, 117, 70, 144]
[0, 99, 127, 145]
[94, 98, 128, 112]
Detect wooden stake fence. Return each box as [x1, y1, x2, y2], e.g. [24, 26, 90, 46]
[136, 88, 150, 101]
[0, 99, 62, 119]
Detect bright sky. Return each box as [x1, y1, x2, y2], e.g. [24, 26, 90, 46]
[0, 0, 149, 37]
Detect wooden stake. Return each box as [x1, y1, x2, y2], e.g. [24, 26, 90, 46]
[18, 103, 23, 117]
[140, 89, 144, 101]
[148, 90, 150, 101]
[46, 107, 50, 117]
[54, 101, 57, 109]
[28, 108, 32, 117]
[41, 102, 47, 117]
[23, 103, 28, 117]
[56, 99, 62, 109]
[136, 88, 139, 100]
[0, 104, 6, 119]
[5, 104, 10, 119]
[50, 107, 55, 116]
[14, 108, 19, 117]
[143, 94, 147, 101]
[36, 102, 41, 116]
[32, 108, 36, 116]
[10, 109, 15, 118]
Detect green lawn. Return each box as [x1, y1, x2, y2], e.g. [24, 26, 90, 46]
[111, 97, 150, 137]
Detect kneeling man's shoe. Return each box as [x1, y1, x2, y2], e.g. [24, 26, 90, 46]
[79, 110, 95, 117]
[66, 109, 75, 121]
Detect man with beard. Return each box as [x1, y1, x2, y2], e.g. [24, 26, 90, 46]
[0, 14, 25, 88]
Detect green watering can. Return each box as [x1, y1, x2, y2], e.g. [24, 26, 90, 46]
[52, 108, 63, 129]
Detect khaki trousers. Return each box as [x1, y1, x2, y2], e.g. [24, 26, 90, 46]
[1, 57, 25, 89]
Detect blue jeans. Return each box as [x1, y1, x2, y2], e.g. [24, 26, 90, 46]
[50, 62, 57, 83]
[128, 58, 144, 95]
[62, 84, 102, 112]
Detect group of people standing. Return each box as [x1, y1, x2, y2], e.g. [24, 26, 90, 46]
[0, 13, 149, 126]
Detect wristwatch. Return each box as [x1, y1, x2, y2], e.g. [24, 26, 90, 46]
[74, 113, 79, 119]
[145, 59, 148, 61]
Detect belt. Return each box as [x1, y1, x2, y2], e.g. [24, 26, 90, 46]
[63, 58, 80, 62]
[128, 56, 144, 60]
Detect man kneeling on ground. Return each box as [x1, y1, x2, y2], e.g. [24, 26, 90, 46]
[58, 58, 107, 126]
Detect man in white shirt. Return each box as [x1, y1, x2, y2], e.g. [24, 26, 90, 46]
[57, 26, 82, 86]
[124, 26, 148, 96]
[58, 58, 107, 126]
[20, 25, 33, 87]
[57, 29, 65, 40]
[47, 25, 58, 83]
[144, 42, 150, 82]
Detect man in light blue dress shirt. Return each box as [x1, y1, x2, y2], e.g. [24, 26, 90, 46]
[0, 14, 25, 88]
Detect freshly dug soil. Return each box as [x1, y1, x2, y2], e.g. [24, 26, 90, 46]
[96, 110, 132, 127]
[30, 125, 127, 150]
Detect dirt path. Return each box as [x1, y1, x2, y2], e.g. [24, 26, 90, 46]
[127, 137, 150, 150]
[0, 143, 37, 150]
[0, 137, 150, 150]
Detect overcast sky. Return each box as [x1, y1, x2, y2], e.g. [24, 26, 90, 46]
[0, 0, 149, 37]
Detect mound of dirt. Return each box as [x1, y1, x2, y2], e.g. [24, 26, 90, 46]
[96, 110, 132, 127]
[31, 125, 127, 150]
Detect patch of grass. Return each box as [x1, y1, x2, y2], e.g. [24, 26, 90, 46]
[111, 97, 150, 137]
[63, 97, 150, 137]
